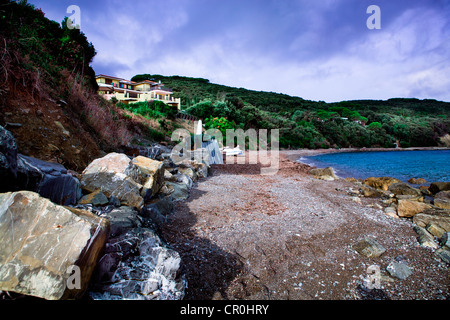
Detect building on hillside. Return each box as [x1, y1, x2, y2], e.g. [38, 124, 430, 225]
[96, 74, 181, 110]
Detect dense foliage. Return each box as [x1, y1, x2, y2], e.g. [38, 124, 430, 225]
[132, 74, 450, 149]
[0, 0, 97, 94]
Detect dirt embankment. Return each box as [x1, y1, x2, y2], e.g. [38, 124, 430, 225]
[161, 151, 449, 300]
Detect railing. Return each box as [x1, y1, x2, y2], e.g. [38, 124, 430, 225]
[177, 112, 198, 121]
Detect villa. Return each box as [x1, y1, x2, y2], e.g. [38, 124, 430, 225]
[96, 74, 181, 110]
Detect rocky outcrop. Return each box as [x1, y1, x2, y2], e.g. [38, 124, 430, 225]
[0, 191, 109, 300]
[88, 205, 185, 300]
[343, 175, 450, 264]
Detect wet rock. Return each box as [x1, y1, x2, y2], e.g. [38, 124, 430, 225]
[397, 199, 432, 218]
[0, 191, 109, 300]
[353, 237, 386, 258]
[309, 167, 338, 181]
[17, 155, 82, 206]
[434, 191, 450, 209]
[363, 177, 402, 191]
[89, 206, 185, 300]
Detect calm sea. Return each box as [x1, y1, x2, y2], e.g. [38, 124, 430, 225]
[299, 149, 450, 183]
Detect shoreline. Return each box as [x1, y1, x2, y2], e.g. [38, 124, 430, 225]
[280, 146, 450, 163]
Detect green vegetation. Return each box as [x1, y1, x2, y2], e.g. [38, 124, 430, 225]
[117, 100, 178, 120]
[132, 74, 450, 149]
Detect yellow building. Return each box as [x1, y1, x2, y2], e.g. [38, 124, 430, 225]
[96, 74, 181, 110]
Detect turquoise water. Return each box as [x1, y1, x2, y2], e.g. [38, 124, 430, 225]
[299, 150, 450, 183]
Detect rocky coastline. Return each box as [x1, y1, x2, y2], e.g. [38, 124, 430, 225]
[1, 123, 449, 300]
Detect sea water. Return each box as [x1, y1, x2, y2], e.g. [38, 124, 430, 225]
[299, 149, 450, 183]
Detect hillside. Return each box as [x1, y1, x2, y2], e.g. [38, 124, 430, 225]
[132, 74, 450, 149]
[0, 1, 173, 171]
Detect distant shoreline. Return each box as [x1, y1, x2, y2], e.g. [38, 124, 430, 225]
[280, 146, 450, 164]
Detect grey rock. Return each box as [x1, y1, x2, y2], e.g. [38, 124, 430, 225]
[141, 199, 174, 229]
[102, 206, 143, 237]
[386, 260, 412, 280]
[89, 207, 185, 300]
[435, 247, 450, 264]
[165, 181, 190, 201]
[441, 232, 450, 249]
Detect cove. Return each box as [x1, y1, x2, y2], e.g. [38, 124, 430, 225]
[299, 149, 450, 183]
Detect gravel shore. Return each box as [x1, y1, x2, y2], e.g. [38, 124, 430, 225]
[161, 150, 449, 300]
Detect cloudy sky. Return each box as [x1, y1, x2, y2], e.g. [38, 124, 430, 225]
[29, 0, 450, 102]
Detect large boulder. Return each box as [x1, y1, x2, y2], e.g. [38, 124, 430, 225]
[388, 182, 421, 198]
[413, 212, 450, 232]
[397, 199, 432, 218]
[88, 206, 185, 300]
[434, 191, 450, 209]
[0, 126, 81, 205]
[363, 177, 402, 191]
[80, 153, 144, 209]
[429, 182, 450, 195]
[0, 191, 109, 300]
[81, 153, 165, 209]
[18, 155, 82, 205]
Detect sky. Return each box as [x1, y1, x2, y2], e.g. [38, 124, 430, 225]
[28, 0, 450, 103]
